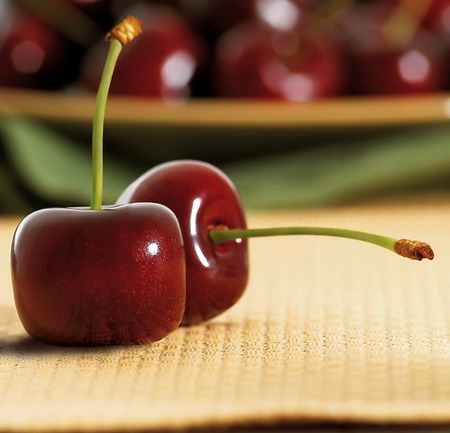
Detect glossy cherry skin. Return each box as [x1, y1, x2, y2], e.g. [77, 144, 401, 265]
[214, 20, 346, 100]
[11, 203, 186, 346]
[0, 3, 80, 89]
[81, 4, 202, 98]
[116, 161, 248, 326]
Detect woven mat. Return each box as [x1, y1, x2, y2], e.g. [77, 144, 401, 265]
[0, 198, 449, 432]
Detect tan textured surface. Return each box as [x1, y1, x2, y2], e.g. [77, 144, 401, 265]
[0, 199, 449, 432]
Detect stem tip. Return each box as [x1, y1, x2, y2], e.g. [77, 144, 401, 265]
[394, 239, 434, 261]
[106, 15, 143, 46]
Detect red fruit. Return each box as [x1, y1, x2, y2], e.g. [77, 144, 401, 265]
[81, 4, 202, 98]
[343, 2, 446, 94]
[11, 204, 186, 346]
[0, 3, 80, 89]
[116, 161, 248, 326]
[349, 32, 445, 94]
[424, 0, 450, 43]
[214, 20, 346, 100]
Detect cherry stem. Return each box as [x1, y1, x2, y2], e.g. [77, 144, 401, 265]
[209, 227, 434, 261]
[91, 39, 122, 211]
[383, 0, 434, 48]
[307, 0, 355, 38]
[91, 16, 143, 211]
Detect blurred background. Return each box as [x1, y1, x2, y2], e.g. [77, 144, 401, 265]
[1, 0, 450, 215]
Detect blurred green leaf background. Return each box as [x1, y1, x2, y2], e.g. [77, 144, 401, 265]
[1, 114, 449, 215]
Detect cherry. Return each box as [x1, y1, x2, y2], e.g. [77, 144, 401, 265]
[347, 31, 445, 95]
[80, 3, 202, 99]
[116, 161, 248, 326]
[425, 0, 450, 38]
[214, 18, 347, 100]
[0, 2, 80, 89]
[343, 1, 446, 94]
[11, 16, 187, 346]
[11, 204, 185, 346]
[117, 159, 434, 327]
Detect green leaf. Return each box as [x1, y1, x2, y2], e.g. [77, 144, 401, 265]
[0, 116, 140, 206]
[222, 125, 450, 209]
[0, 160, 33, 214]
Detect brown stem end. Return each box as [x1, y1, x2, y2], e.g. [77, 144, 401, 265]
[394, 239, 434, 261]
[106, 15, 143, 46]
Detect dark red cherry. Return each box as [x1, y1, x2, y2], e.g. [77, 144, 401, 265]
[343, 1, 446, 94]
[426, 0, 450, 32]
[347, 31, 446, 95]
[0, 2, 80, 89]
[214, 19, 347, 100]
[11, 204, 186, 346]
[80, 4, 202, 99]
[116, 160, 248, 326]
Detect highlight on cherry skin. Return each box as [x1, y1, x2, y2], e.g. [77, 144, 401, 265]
[116, 159, 434, 329]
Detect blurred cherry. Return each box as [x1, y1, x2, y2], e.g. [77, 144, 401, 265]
[214, 18, 347, 100]
[424, 0, 450, 40]
[81, 3, 202, 99]
[343, 1, 446, 95]
[0, 2, 81, 89]
[179, 0, 318, 97]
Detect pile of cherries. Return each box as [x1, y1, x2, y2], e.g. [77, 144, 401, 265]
[2, 0, 450, 99]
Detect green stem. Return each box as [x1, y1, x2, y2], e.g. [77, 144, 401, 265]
[210, 226, 395, 252]
[210, 226, 434, 261]
[91, 39, 122, 211]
